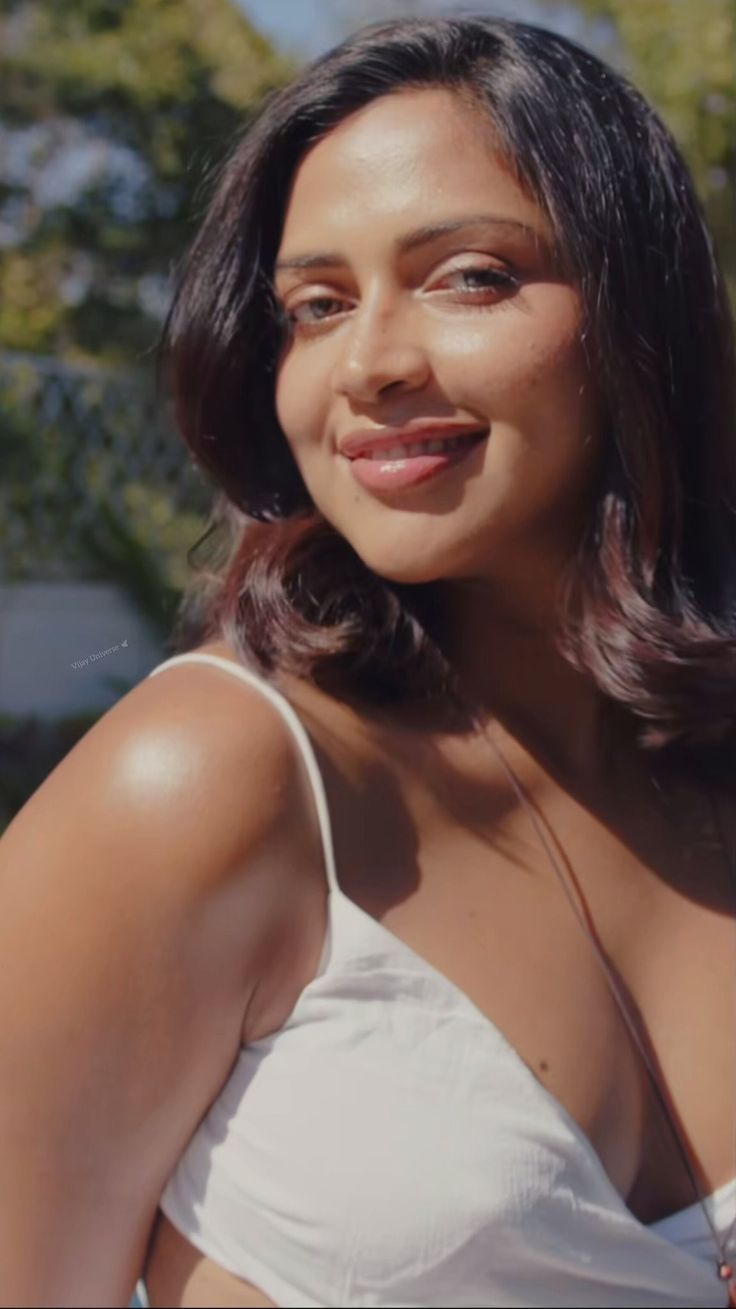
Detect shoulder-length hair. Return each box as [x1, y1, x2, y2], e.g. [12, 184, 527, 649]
[158, 13, 736, 774]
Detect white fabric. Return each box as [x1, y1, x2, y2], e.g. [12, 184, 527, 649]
[140, 652, 734, 1307]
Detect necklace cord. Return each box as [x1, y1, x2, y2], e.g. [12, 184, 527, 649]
[472, 714, 736, 1266]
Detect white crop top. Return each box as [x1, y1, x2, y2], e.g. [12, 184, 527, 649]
[135, 651, 735, 1308]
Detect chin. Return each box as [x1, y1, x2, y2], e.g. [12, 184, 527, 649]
[326, 508, 487, 586]
[376, 565, 445, 586]
[352, 545, 461, 588]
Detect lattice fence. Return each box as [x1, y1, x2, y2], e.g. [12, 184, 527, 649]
[0, 350, 212, 584]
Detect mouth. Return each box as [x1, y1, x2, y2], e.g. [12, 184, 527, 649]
[343, 428, 488, 495]
[340, 424, 489, 460]
[353, 430, 486, 460]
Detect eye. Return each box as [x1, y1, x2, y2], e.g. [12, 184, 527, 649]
[286, 296, 344, 328]
[443, 266, 519, 295]
[279, 263, 520, 336]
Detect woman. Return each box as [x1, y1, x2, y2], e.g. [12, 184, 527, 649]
[2, 13, 735, 1308]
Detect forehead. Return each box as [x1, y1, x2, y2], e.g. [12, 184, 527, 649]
[276, 87, 549, 255]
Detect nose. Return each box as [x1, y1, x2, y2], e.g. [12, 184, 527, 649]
[330, 297, 430, 404]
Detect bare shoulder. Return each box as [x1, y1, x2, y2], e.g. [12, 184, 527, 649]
[19, 641, 308, 880]
[0, 639, 329, 1302]
[2, 636, 330, 1031]
[58, 638, 307, 854]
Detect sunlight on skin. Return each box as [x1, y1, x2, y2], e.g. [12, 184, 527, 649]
[273, 87, 602, 604]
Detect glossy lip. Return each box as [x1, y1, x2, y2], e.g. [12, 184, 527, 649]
[338, 421, 490, 460]
[346, 433, 485, 495]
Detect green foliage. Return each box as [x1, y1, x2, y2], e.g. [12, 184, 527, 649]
[0, 0, 297, 363]
[76, 497, 182, 644]
[574, 0, 736, 301]
[0, 350, 210, 581]
[120, 482, 207, 594]
[0, 251, 66, 353]
[0, 3, 285, 787]
[72, 481, 209, 644]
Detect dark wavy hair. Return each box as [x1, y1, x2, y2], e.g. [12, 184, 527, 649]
[158, 13, 736, 773]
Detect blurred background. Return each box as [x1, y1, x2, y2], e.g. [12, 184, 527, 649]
[0, 0, 734, 836]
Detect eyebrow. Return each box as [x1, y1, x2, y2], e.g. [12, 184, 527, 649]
[273, 214, 546, 274]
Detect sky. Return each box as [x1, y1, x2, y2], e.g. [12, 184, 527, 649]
[235, 0, 350, 59]
[233, 0, 603, 62]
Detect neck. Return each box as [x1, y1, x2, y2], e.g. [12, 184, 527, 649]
[430, 573, 633, 789]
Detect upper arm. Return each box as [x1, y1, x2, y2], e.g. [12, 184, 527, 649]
[0, 666, 304, 1308]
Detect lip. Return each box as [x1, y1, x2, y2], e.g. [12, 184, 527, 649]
[338, 422, 490, 460]
[345, 428, 488, 495]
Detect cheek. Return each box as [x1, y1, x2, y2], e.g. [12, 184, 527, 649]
[485, 288, 587, 400]
[274, 355, 326, 466]
[434, 289, 592, 439]
[468, 300, 601, 527]
[483, 298, 598, 466]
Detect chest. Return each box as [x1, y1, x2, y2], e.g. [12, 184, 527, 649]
[297, 713, 736, 1228]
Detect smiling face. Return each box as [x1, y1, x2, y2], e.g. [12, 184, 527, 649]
[272, 86, 603, 600]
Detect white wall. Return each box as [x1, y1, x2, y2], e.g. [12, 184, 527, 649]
[0, 582, 168, 718]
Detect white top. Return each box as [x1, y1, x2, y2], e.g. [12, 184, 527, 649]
[135, 651, 735, 1308]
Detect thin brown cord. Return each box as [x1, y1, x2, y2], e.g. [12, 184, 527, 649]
[473, 713, 736, 1267]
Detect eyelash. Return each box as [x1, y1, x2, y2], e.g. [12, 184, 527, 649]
[279, 266, 519, 336]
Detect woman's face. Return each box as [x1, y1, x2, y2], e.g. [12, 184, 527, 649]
[273, 87, 602, 592]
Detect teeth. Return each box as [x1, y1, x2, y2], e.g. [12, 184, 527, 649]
[366, 433, 480, 460]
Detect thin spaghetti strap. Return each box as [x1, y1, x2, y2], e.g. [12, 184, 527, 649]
[147, 653, 341, 898]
